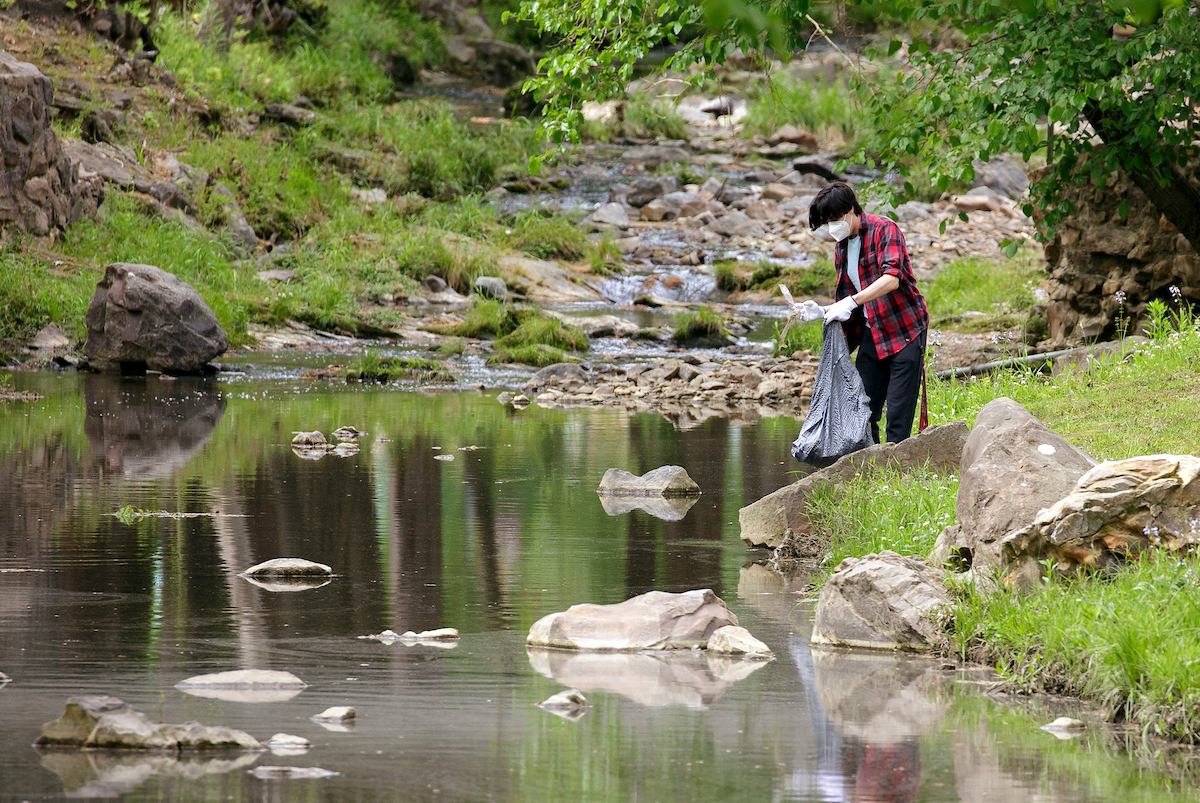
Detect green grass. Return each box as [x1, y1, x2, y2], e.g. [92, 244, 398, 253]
[805, 465, 959, 568]
[488, 343, 575, 367]
[0, 251, 97, 343]
[923, 255, 1042, 325]
[440, 298, 523, 339]
[584, 96, 689, 141]
[671, 307, 727, 343]
[340, 351, 452, 382]
[585, 235, 624, 275]
[771, 318, 823, 357]
[743, 74, 862, 150]
[505, 212, 588, 261]
[496, 314, 589, 352]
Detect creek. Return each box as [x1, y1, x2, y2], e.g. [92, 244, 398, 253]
[0, 371, 1192, 801]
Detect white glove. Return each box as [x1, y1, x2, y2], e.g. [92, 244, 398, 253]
[824, 296, 858, 323]
[793, 300, 823, 323]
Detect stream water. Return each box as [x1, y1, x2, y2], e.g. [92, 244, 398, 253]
[1, 371, 1195, 801]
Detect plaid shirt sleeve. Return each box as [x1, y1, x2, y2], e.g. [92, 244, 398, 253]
[835, 214, 929, 359]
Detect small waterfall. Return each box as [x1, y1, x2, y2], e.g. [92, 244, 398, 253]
[599, 269, 717, 304]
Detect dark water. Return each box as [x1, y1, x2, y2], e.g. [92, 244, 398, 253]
[0, 372, 1193, 801]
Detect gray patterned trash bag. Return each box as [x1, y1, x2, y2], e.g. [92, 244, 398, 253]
[791, 322, 874, 465]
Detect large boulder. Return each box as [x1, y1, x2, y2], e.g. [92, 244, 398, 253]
[1001, 455, 1200, 591]
[740, 421, 969, 549]
[596, 465, 701, 497]
[36, 696, 262, 750]
[0, 52, 102, 241]
[83, 263, 229, 374]
[811, 551, 949, 652]
[527, 589, 737, 651]
[932, 399, 1095, 584]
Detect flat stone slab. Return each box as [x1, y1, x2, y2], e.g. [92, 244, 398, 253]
[175, 669, 307, 689]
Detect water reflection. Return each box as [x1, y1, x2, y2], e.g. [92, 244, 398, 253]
[527, 647, 769, 709]
[598, 494, 699, 521]
[2, 373, 1197, 801]
[39, 751, 261, 799]
[83, 374, 226, 479]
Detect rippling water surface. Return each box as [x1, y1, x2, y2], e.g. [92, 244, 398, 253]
[0, 371, 1193, 801]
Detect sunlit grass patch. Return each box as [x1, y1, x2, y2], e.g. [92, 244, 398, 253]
[924, 254, 1042, 324]
[742, 74, 862, 150]
[439, 298, 522, 339]
[584, 96, 689, 141]
[0, 251, 97, 343]
[772, 319, 823, 357]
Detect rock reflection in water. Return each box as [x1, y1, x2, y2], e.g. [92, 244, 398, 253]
[239, 575, 333, 593]
[83, 375, 226, 479]
[598, 494, 699, 521]
[527, 647, 767, 709]
[39, 750, 260, 798]
[787, 636, 946, 803]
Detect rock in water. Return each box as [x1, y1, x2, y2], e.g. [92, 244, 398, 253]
[241, 558, 332, 577]
[706, 626, 774, 659]
[931, 398, 1095, 586]
[83, 263, 228, 373]
[596, 466, 701, 497]
[312, 706, 356, 722]
[472, 276, 507, 299]
[527, 589, 737, 651]
[811, 551, 949, 652]
[175, 669, 307, 690]
[291, 431, 327, 446]
[36, 696, 262, 750]
[536, 689, 590, 720]
[1002, 455, 1200, 591]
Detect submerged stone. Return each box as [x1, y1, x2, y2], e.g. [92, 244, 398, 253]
[250, 766, 339, 779]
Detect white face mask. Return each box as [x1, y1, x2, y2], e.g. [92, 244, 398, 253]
[827, 220, 852, 242]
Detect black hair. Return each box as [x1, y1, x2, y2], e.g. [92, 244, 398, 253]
[808, 181, 863, 230]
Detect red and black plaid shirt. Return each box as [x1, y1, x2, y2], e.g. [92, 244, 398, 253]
[835, 213, 929, 359]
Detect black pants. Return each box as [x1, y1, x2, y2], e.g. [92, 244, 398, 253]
[856, 329, 926, 444]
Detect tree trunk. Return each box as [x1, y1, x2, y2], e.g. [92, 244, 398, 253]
[1084, 103, 1200, 249]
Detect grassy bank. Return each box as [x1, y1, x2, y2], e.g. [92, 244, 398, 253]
[803, 316, 1200, 742]
[0, 3, 547, 345]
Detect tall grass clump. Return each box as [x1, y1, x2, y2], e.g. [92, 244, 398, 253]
[671, 307, 727, 343]
[584, 96, 689, 141]
[586, 235, 624, 275]
[743, 74, 862, 149]
[496, 314, 588, 351]
[488, 343, 574, 367]
[772, 318, 823, 357]
[441, 298, 522, 339]
[505, 212, 587, 260]
[0, 252, 97, 342]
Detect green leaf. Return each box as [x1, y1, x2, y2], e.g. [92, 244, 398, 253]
[939, 219, 948, 235]
[888, 39, 903, 57]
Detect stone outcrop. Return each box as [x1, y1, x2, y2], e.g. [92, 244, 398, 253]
[740, 420, 969, 549]
[83, 263, 229, 374]
[811, 551, 950, 652]
[527, 589, 738, 651]
[1001, 455, 1200, 591]
[0, 52, 102, 241]
[36, 696, 262, 750]
[932, 399, 1095, 585]
[1038, 155, 1198, 346]
[596, 465, 700, 497]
